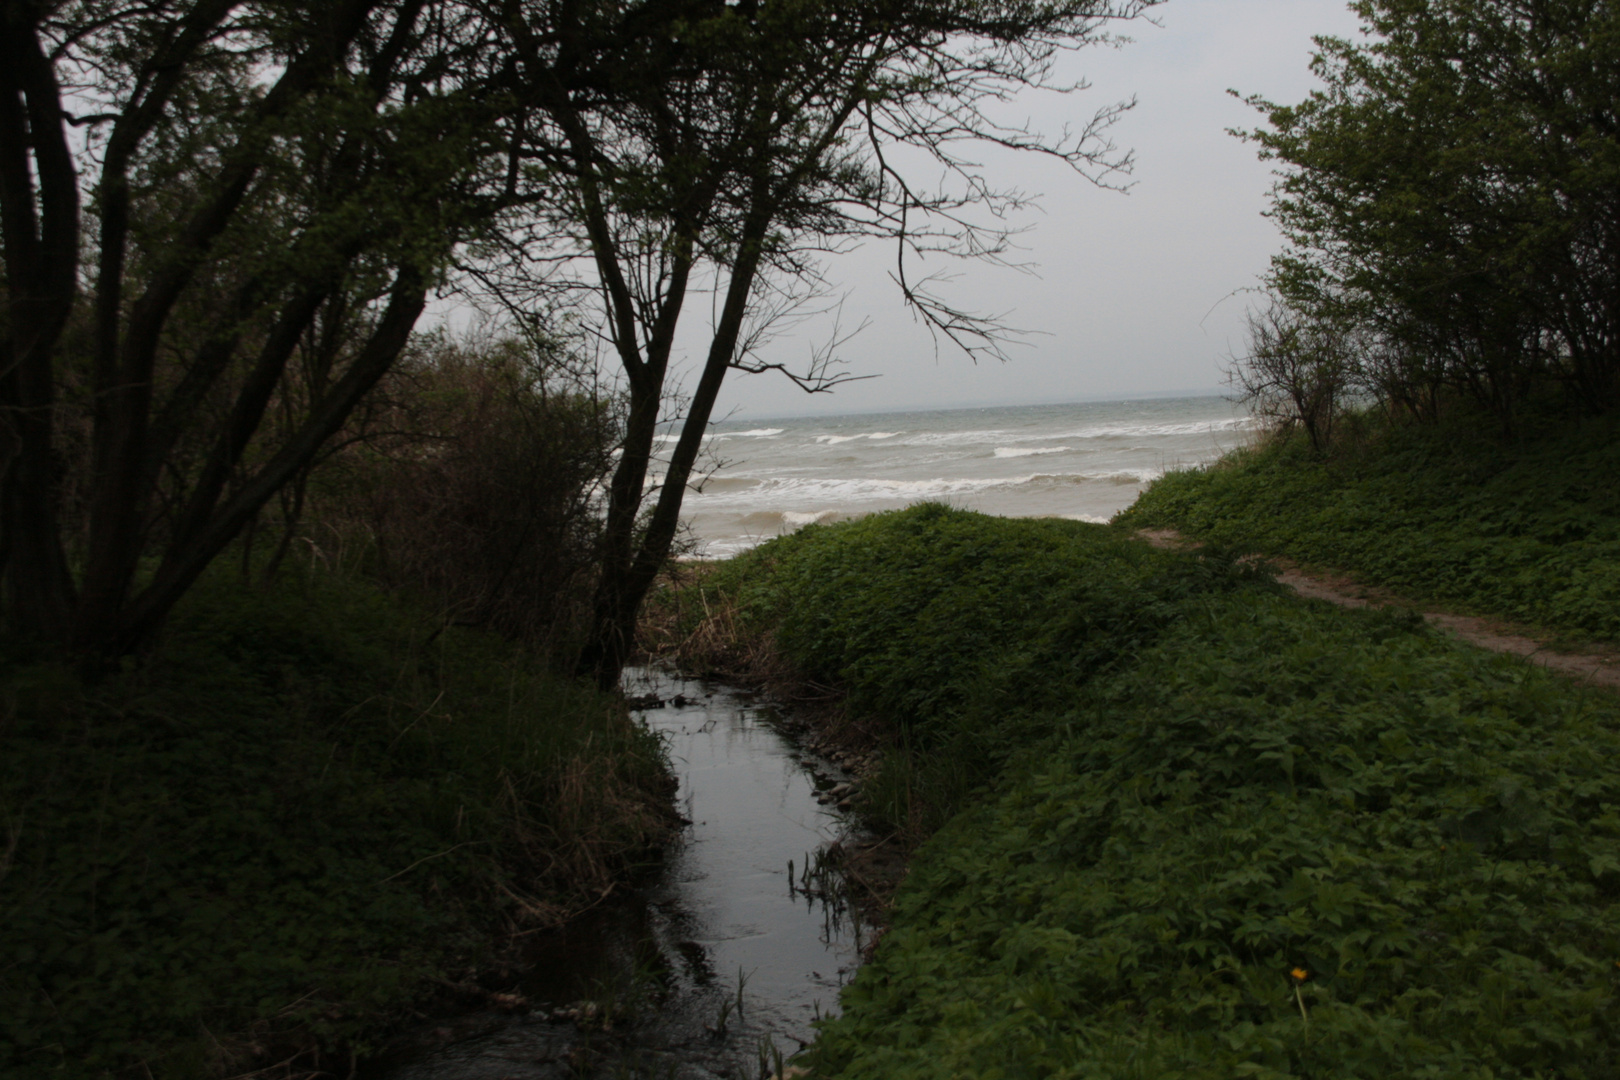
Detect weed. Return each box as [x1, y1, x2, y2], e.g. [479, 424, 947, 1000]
[712, 505, 1620, 1079]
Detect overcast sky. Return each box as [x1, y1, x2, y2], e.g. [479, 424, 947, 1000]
[698, 0, 1368, 420]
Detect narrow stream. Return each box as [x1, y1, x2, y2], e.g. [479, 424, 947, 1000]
[381, 667, 863, 1079]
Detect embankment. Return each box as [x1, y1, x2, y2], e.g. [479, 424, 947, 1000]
[0, 568, 675, 1079]
[1118, 409, 1620, 645]
[690, 504, 1620, 1078]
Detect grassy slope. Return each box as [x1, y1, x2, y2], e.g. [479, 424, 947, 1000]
[715, 506, 1620, 1079]
[1117, 411, 1620, 642]
[0, 568, 671, 1079]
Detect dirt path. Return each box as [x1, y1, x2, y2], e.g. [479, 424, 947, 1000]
[1137, 529, 1620, 692]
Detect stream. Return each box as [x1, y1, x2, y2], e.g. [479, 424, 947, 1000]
[379, 666, 865, 1079]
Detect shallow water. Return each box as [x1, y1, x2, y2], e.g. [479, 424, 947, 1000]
[379, 668, 861, 1079]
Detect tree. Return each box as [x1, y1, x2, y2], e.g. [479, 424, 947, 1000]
[1231, 296, 1357, 452]
[0, 0, 509, 659]
[1244, 0, 1620, 429]
[481, 0, 1161, 688]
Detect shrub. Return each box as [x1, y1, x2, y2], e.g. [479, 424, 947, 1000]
[1119, 410, 1620, 641]
[277, 332, 620, 654]
[810, 590, 1620, 1079]
[0, 564, 670, 1078]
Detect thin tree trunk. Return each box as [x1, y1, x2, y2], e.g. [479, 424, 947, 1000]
[76, 0, 382, 647]
[577, 205, 771, 690]
[101, 271, 427, 658]
[0, 10, 82, 639]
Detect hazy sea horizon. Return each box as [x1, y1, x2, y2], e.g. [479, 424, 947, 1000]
[663, 394, 1254, 558]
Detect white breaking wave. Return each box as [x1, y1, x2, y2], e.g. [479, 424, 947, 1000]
[1052, 417, 1254, 440]
[688, 469, 1161, 507]
[694, 475, 1004, 504]
[994, 446, 1071, 458]
[894, 428, 1014, 446]
[812, 432, 901, 444]
[783, 510, 843, 527]
[653, 426, 783, 447]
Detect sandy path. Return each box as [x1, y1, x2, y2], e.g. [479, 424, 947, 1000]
[1136, 529, 1620, 692]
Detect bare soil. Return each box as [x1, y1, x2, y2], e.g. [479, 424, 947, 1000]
[1136, 529, 1620, 692]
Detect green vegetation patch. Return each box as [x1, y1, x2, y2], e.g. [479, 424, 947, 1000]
[713, 504, 1272, 835]
[0, 569, 671, 1079]
[720, 506, 1620, 1078]
[1119, 411, 1620, 642]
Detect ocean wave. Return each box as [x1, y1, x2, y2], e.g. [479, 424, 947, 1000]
[1040, 469, 1164, 485]
[812, 431, 901, 444]
[894, 428, 1013, 446]
[691, 475, 1003, 504]
[994, 446, 1071, 458]
[696, 476, 763, 492]
[883, 418, 1248, 450]
[653, 426, 784, 447]
[1053, 418, 1254, 440]
[686, 469, 1162, 507]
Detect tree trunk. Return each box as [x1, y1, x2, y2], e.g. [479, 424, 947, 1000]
[0, 10, 82, 640]
[576, 203, 771, 690]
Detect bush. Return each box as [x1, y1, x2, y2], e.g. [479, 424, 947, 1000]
[1119, 410, 1620, 641]
[0, 564, 671, 1078]
[811, 591, 1620, 1078]
[275, 331, 620, 654]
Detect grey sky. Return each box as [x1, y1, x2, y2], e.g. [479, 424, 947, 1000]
[705, 0, 1366, 420]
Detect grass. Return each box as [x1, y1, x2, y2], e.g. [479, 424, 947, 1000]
[0, 563, 673, 1079]
[1117, 408, 1620, 643]
[702, 504, 1620, 1079]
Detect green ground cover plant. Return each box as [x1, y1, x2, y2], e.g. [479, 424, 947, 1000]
[0, 567, 672, 1079]
[1118, 409, 1620, 642]
[714, 505, 1620, 1078]
[709, 504, 1272, 838]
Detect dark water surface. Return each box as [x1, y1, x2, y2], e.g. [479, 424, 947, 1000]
[381, 668, 861, 1079]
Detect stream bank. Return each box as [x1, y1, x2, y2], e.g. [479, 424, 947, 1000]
[372, 667, 873, 1079]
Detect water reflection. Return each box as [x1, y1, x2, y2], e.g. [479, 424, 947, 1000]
[381, 668, 860, 1079]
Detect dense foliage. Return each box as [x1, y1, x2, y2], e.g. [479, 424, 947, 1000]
[0, 567, 671, 1078]
[2, 0, 504, 655]
[714, 504, 1271, 836]
[1241, 0, 1620, 431]
[303, 332, 621, 651]
[717, 505, 1620, 1078]
[1120, 411, 1620, 642]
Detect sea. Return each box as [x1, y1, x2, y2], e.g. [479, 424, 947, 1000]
[665, 394, 1254, 558]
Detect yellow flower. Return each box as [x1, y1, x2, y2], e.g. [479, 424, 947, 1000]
[1290, 967, 1309, 982]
